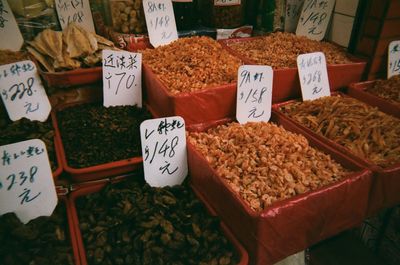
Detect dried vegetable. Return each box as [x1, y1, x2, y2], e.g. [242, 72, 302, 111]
[226, 32, 352, 68]
[279, 95, 400, 167]
[77, 177, 239, 265]
[365, 75, 400, 105]
[188, 122, 348, 211]
[0, 49, 28, 65]
[142, 36, 242, 94]
[0, 204, 74, 265]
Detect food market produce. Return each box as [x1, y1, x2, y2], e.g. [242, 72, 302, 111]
[365, 75, 400, 105]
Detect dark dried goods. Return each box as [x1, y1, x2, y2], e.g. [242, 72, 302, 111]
[365, 75, 400, 105]
[0, 49, 28, 65]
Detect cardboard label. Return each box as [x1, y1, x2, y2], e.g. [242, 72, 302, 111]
[285, 0, 305, 33]
[0, 139, 57, 224]
[0, 0, 23, 51]
[214, 0, 241, 6]
[296, 0, 335, 41]
[236, 65, 273, 124]
[297, 52, 330, 100]
[55, 0, 95, 32]
[388, 40, 400, 79]
[0, 60, 51, 122]
[140, 116, 188, 187]
[102, 50, 142, 107]
[143, 0, 178, 47]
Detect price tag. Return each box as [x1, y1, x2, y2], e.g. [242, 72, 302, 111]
[143, 0, 178, 47]
[0, 139, 57, 224]
[214, 0, 241, 6]
[0, 0, 23, 51]
[102, 50, 142, 107]
[285, 0, 305, 33]
[140, 116, 188, 187]
[236, 65, 273, 124]
[0, 60, 51, 122]
[297, 52, 330, 100]
[296, 0, 335, 41]
[388, 40, 400, 79]
[55, 0, 95, 32]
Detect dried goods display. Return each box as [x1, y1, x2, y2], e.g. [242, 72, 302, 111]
[0, 49, 28, 65]
[279, 95, 400, 167]
[0, 204, 74, 265]
[226, 32, 352, 68]
[188, 122, 348, 211]
[200, 0, 246, 29]
[142, 36, 242, 94]
[76, 177, 239, 265]
[56, 102, 151, 168]
[110, 0, 147, 34]
[365, 75, 400, 105]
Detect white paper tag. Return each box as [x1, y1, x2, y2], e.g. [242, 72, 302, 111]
[55, 0, 95, 32]
[0, 0, 23, 51]
[214, 0, 241, 6]
[140, 116, 188, 187]
[297, 52, 330, 100]
[236, 65, 273, 124]
[285, 0, 305, 33]
[0, 139, 58, 224]
[102, 50, 142, 107]
[296, 0, 335, 41]
[143, 0, 178, 47]
[0, 60, 51, 122]
[388, 40, 400, 79]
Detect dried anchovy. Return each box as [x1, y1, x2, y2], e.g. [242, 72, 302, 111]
[142, 36, 242, 94]
[0, 204, 74, 265]
[77, 177, 239, 265]
[279, 95, 400, 167]
[188, 122, 348, 211]
[57, 102, 151, 168]
[227, 32, 352, 68]
[365, 75, 400, 105]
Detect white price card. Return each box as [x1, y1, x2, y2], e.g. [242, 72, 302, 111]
[0, 0, 23, 51]
[143, 0, 178, 47]
[285, 0, 305, 33]
[214, 0, 241, 6]
[296, 0, 335, 41]
[388, 40, 400, 79]
[297, 52, 330, 100]
[0, 139, 57, 224]
[0, 60, 51, 122]
[236, 65, 273, 124]
[55, 0, 95, 32]
[102, 50, 142, 107]
[140, 116, 188, 187]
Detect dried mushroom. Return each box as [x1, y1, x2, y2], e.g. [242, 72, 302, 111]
[77, 177, 239, 265]
[365, 75, 400, 105]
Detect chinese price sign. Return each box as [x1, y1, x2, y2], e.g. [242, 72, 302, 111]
[0, 0, 23, 51]
[297, 52, 330, 101]
[0, 60, 51, 122]
[55, 0, 95, 32]
[102, 50, 142, 107]
[285, 0, 305, 33]
[236, 65, 273, 124]
[296, 0, 335, 41]
[140, 116, 188, 187]
[143, 0, 178, 47]
[388, 40, 400, 79]
[0, 139, 57, 224]
[214, 0, 241, 6]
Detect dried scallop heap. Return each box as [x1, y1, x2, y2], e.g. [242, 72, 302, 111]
[142, 36, 242, 94]
[188, 122, 348, 211]
[227, 32, 352, 68]
[366, 75, 400, 105]
[279, 95, 400, 167]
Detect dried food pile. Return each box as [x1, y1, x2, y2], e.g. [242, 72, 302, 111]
[279, 95, 400, 167]
[188, 122, 348, 211]
[365, 75, 400, 105]
[110, 0, 146, 34]
[77, 177, 239, 265]
[142, 36, 242, 94]
[0, 49, 28, 65]
[226, 32, 352, 68]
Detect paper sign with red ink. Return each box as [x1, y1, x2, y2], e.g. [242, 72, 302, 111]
[0, 0, 24, 51]
[55, 0, 95, 32]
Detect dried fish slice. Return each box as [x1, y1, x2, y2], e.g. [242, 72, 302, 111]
[27, 46, 55, 72]
[40, 29, 64, 63]
[63, 23, 97, 58]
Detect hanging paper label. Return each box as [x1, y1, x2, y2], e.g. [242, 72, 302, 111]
[140, 116, 188, 187]
[102, 50, 142, 107]
[143, 0, 178, 47]
[214, 0, 241, 6]
[55, 0, 95, 32]
[297, 52, 330, 100]
[236, 65, 273, 124]
[296, 0, 335, 41]
[0, 0, 23, 51]
[0, 60, 51, 122]
[285, 0, 305, 33]
[388, 40, 400, 79]
[0, 139, 57, 224]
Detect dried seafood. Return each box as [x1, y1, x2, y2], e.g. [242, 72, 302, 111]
[366, 75, 400, 105]
[0, 50, 28, 65]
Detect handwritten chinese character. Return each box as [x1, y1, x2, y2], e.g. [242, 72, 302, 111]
[104, 54, 116, 68]
[2, 150, 11, 165]
[116, 55, 126, 69]
[127, 54, 138, 69]
[248, 107, 264, 119]
[18, 188, 41, 205]
[0, 1, 9, 28]
[159, 161, 178, 175]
